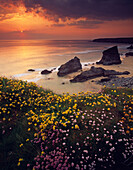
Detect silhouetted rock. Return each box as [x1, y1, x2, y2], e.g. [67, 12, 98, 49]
[99, 78, 111, 82]
[125, 52, 133, 57]
[93, 38, 133, 44]
[127, 45, 133, 49]
[96, 46, 121, 65]
[57, 56, 82, 77]
[41, 69, 52, 74]
[103, 70, 130, 76]
[70, 66, 130, 83]
[28, 69, 35, 72]
[84, 64, 89, 66]
[70, 66, 104, 83]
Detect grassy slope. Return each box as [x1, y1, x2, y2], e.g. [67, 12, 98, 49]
[0, 77, 133, 170]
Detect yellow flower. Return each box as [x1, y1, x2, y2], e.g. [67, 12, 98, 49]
[19, 158, 23, 162]
[17, 162, 20, 166]
[75, 124, 79, 129]
[53, 125, 56, 130]
[26, 139, 29, 142]
[19, 143, 23, 147]
[126, 130, 130, 134]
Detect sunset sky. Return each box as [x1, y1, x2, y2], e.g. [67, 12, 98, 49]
[0, 0, 133, 40]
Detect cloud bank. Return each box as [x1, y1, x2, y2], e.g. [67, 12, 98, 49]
[0, 0, 133, 21]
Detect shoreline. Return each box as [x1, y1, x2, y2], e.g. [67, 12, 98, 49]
[32, 56, 133, 94]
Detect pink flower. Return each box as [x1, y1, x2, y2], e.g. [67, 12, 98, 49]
[27, 164, 30, 167]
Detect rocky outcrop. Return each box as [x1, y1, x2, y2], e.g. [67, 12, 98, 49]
[125, 52, 133, 57]
[103, 70, 130, 76]
[41, 69, 52, 74]
[97, 77, 133, 88]
[70, 66, 130, 83]
[70, 66, 104, 82]
[127, 45, 133, 49]
[96, 46, 121, 65]
[57, 56, 82, 77]
[28, 69, 35, 72]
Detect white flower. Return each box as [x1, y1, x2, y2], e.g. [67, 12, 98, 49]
[118, 139, 122, 142]
[110, 147, 115, 152]
[98, 158, 103, 161]
[83, 150, 88, 153]
[106, 141, 109, 144]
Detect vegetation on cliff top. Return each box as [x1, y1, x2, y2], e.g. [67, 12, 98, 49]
[0, 77, 132, 170]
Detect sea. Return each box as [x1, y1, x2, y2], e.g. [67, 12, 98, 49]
[0, 39, 130, 94]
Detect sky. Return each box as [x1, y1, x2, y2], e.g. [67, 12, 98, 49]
[0, 0, 133, 40]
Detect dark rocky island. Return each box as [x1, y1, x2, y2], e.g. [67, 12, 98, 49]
[70, 66, 130, 83]
[93, 37, 133, 44]
[57, 56, 82, 77]
[125, 52, 133, 57]
[41, 69, 52, 74]
[96, 46, 121, 65]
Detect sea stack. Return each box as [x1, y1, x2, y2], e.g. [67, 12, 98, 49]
[96, 46, 121, 65]
[57, 56, 82, 77]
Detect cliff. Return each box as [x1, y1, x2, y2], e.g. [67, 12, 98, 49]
[93, 37, 133, 44]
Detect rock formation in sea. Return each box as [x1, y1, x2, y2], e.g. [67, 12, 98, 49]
[125, 52, 133, 57]
[127, 45, 133, 49]
[28, 69, 35, 72]
[41, 69, 52, 74]
[57, 56, 82, 77]
[70, 66, 104, 82]
[96, 46, 121, 65]
[70, 66, 130, 83]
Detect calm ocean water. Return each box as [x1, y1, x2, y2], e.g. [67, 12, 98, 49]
[0, 40, 129, 94]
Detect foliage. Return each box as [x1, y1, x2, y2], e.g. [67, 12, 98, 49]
[0, 77, 132, 170]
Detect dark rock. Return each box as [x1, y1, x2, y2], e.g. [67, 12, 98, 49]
[84, 64, 88, 66]
[70, 66, 130, 83]
[108, 75, 118, 78]
[96, 46, 121, 65]
[93, 38, 133, 44]
[70, 66, 104, 83]
[57, 56, 82, 77]
[127, 45, 133, 49]
[100, 78, 111, 82]
[96, 76, 133, 89]
[103, 70, 130, 76]
[125, 52, 133, 57]
[28, 69, 35, 72]
[41, 69, 52, 74]
[51, 68, 56, 71]
[122, 71, 130, 75]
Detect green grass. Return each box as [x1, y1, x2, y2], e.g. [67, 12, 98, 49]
[0, 77, 133, 170]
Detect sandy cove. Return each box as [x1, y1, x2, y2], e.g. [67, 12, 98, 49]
[36, 56, 133, 95]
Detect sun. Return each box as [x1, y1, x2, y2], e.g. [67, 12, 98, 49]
[20, 30, 24, 33]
